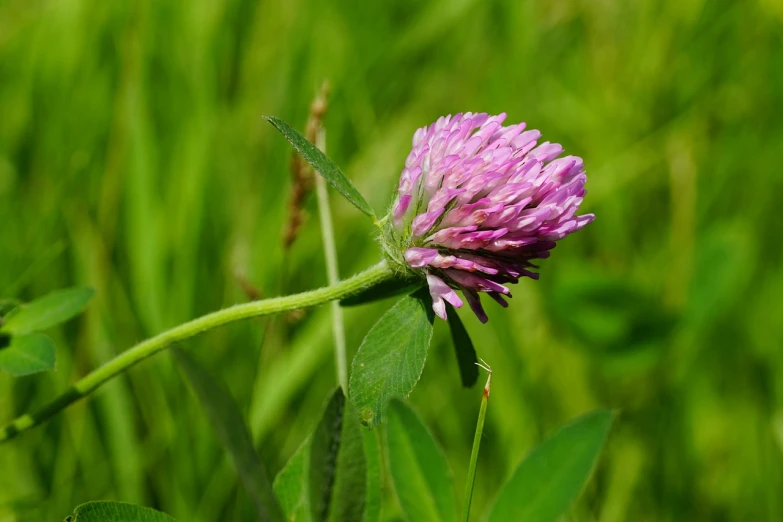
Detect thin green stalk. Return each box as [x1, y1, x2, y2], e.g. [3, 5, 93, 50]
[0, 261, 393, 444]
[462, 366, 491, 522]
[314, 127, 348, 392]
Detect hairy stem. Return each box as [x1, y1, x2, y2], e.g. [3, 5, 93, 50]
[0, 261, 393, 443]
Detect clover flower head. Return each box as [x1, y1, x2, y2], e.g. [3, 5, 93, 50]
[386, 112, 594, 322]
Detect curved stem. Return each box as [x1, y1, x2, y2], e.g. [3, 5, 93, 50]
[0, 261, 393, 443]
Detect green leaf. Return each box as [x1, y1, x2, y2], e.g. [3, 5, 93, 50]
[385, 399, 457, 522]
[339, 278, 423, 307]
[272, 400, 380, 522]
[2, 287, 94, 335]
[274, 438, 312, 521]
[273, 409, 380, 522]
[0, 333, 55, 375]
[445, 305, 478, 387]
[486, 410, 614, 522]
[349, 293, 434, 427]
[173, 348, 283, 522]
[65, 501, 176, 521]
[309, 388, 367, 522]
[361, 429, 382, 522]
[264, 116, 375, 218]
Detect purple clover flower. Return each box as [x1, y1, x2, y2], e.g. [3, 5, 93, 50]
[389, 112, 594, 322]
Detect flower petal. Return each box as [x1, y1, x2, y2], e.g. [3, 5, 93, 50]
[426, 274, 463, 320]
[404, 247, 439, 267]
[463, 289, 488, 323]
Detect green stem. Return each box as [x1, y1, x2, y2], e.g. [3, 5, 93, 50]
[0, 261, 393, 444]
[313, 127, 348, 393]
[462, 370, 491, 522]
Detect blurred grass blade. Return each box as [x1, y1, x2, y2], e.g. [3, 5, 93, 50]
[264, 116, 375, 218]
[339, 278, 423, 307]
[309, 388, 367, 522]
[362, 429, 382, 522]
[173, 348, 283, 522]
[349, 293, 434, 427]
[1, 240, 65, 297]
[65, 501, 176, 521]
[445, 305, 478, 387]
[2, 287, 94, 335]
[0, 298, 20, 317]
[0, 332, 55, 376]
[274, 438, 312, 521]
[385, 398, 457, 522]
[486, 410, 614, 522]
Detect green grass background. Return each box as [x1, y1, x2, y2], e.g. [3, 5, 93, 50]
[1, 0, 782, 520]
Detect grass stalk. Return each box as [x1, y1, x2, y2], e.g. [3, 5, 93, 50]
[314, 126, 348, 393]
[462, 363, 491, 522]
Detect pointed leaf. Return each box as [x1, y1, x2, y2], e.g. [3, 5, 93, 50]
[385, 399, 457, 522]
[349, 293, 434, 427]
[0, 333, 55, 375]
[446, 305, 478, 387]
[486, 410, 614, 522]
[173, 348, 283, 522]
[65, 501, 176, 521]
[309, 388, 367, 522]
[274, 438, 312, 521]
[339, 277, 423, 307]
[264, 116, 374, 218]
[3, 287, 94, 335]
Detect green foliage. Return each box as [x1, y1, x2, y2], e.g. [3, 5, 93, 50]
[361, 430, 382, 522]
[0, 287, 93, 376]
[273, 389, 376, 522]
[486, 410, 614, 522]
[174, 348, 283, 522]
[0, 332, 55, 375]
[1, 0, 780, 520]
[349, 294, 434, 427]
[0, 299, 20, 317]
[385, 399, 457, 522]
[445, 305, 478, 388]
[274, 439, 311, 521]
[308, 388, 366, 522]
[548, 271, 675, 355]
[65, 501, 176, 521]
[264, 116, 375, 218]
[2, 287, 94, 335]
